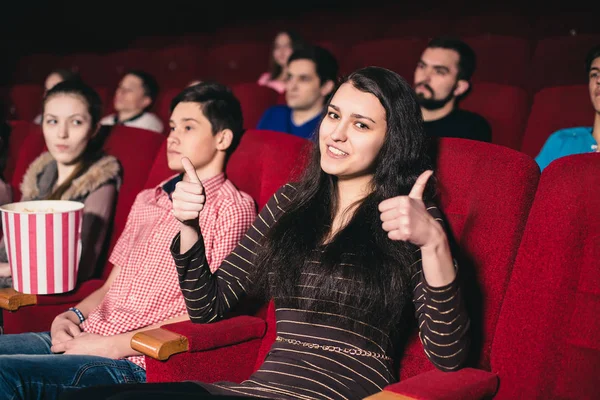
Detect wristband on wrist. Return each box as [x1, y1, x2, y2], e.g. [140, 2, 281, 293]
[67, 307, 85, 324]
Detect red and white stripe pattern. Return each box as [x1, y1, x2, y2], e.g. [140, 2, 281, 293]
[1, 210, 82, 294]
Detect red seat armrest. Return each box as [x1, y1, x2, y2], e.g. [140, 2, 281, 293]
[366, 368, 498, 400]
[162, 315, 266, 352]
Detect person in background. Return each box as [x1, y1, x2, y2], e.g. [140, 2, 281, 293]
[100, 70, 163, 134]
[535, 44, 600, 171]
[257, 45, 338, 139]
[414, 36, 491, 143]
[33, 68, 82, 124]
[0, 80, 121, 288]
[257, 30, 305, 94]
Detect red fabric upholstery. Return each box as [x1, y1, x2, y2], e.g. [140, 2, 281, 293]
[143, 138, 540, 388]
[225, 129, 311, 210]
[143, 141, 173, 190]
[9, 125, 46, 202]
[101, 126, 166, 278]
[491, 153, 600, 399]
[340, 38, 429, 79]
[384, 368, 498, 400]
[11, 53, 59, 84]
[460, 83, 530, 150]
[231, 83, 278, 129]
[520, 85, 593, 158]
[145, 335, 264, 384]
[148, 45, 205, 88]
[9, 84, 43, 122]
[3, 279, 103, 334]
[59, 53, 111, 86]
[204, 43, 271, 85]
[154, 88, 181, 131]
[162, 316, 266, 352]
[398, 138, 540, 380]
[464, 36, 533, 88]
[529, 35, 600, 92]
[4, 121, 41, 184]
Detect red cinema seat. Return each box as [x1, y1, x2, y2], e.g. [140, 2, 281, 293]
[341, 38, 430, 80]
[231, 83, 278, 129]
[8, 84, 43, 122]
[520, 85, 593, 158]
[464, 35, 533, 88]
[460, 83, 530, 150]
[205, 43, 271, 85]
[529, 35, 600, 92]
[491, 152, 600, 399]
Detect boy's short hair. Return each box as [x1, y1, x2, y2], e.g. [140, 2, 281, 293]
[126, 70, 159, 105]
[585, 44, 600, 73]
[425, 36, 477, 82]
[170, 82, 244, 155]
[287, 46, 339, 86]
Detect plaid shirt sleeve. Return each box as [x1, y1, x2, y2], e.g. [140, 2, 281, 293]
[205, 197, 257, 273]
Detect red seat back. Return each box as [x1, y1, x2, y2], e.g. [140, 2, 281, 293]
[341, 38, 429, 80]
[100, 126, 166, 278]
[492, 153, 600, 399]
[460, 83, 530, 150]
[205, 43, 271, 85]
[231, 83, 278, 129]
[226, 129, 311, 210]
[530, 35, 600, 92]
[464, 35, 533, 88]
[144, 141, 173, 190]
[4, 121, 42, 184]
[9, 84, 43, 122]
[9, 124, 47, 202]
[398, 138, 540, 380]
[520, 85, 593, 158]
[144, 130, 312, 212]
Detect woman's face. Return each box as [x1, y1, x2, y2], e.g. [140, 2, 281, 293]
[273, 32, 293, 68]
[319, 82, 387, 181]
[42, 94, 95, 166]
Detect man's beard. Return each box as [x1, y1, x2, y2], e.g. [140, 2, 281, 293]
[414, 82, 456, 111]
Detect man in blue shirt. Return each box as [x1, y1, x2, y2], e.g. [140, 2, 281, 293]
[536, 45, 600, 171]
[257, 46, 338, 139]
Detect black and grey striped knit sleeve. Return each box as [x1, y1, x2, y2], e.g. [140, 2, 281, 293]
[411, 205, 470, 371]
[170, 184, 297, 323]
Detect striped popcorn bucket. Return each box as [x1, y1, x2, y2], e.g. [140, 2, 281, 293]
[0, 200, 84, 294]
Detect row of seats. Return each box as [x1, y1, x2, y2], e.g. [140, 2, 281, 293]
[3, 120, 598, 398]
[3, 80, 592, 159]
[9, 34, 600, 91]
[138, 142, 599, 399]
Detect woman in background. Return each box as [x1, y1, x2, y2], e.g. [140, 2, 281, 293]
[0, 80, 121, 288]
[257, 30, 305, 94]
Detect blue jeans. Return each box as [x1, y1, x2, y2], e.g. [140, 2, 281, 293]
[0, 331, 146, 400]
